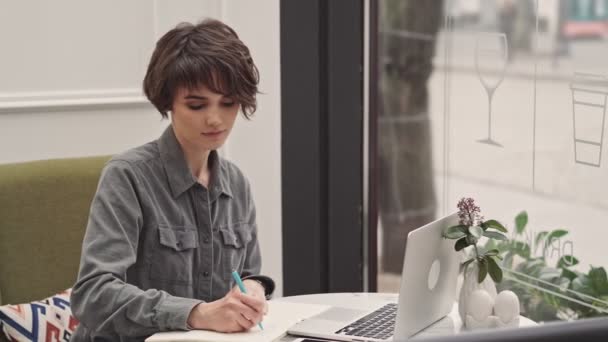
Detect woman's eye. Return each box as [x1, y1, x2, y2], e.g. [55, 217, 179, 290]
[222, 101, 236, 107]
[188, 104, 205, 110]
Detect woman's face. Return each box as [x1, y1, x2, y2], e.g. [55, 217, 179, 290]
[170, 85, 239, 152]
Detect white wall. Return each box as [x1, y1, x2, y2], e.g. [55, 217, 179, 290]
[221, 1, 283, 297]
[0, 0, 282, 296]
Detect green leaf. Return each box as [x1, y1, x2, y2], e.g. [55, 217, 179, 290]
[557, 255, 579, 269]
[534, 231, 549, 252]
[513, 241, 531, 259]
[480, 221, 488, 231]
[483, 231, 508, 241]
[542, 229, 568, 257]
[525, 258, 546, 272]
[588, 267, 608, 294]
[561, 268, 578, 281]
[538, 267, 562, 281]
[448, 224, 468, 231]
[487, 256, 503, 283]
[483, 219, 508, 233]
[484, 238, 497, 251]
[523, 260, 546, 278]
[484, 249, 500, 257]
[515, 211, 528, 234]
[496, 241, 510, 253]
[469, 225, 484, 239]
[572, 275, 593, 296]
[455, 237, 469, 251]
[443, 225, 467, 239]
[547, 229, 568, 241]
[478, 259, 489, 283]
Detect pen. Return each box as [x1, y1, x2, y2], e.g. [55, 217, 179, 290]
[231, 270, 264, 330]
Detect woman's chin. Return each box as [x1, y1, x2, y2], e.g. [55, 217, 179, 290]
[199, 140, 226, 151]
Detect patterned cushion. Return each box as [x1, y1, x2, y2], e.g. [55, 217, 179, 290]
[0, 289, 79, 342]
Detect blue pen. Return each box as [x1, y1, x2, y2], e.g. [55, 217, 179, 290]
[231, 270, 264, 330]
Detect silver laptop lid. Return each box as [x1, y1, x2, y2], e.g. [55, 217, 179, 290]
[393, 212, 461, 339]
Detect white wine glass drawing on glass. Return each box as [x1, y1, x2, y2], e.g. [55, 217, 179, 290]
[475, 32, 508, 147]
[569, 72, 608, 167]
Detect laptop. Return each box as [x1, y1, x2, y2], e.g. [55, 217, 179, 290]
[288, 213, 460, 341]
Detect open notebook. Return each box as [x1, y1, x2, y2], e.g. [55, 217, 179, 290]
[145, 301, 329, 342]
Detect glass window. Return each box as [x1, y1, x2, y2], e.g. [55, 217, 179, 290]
[376, 0, 608, 324]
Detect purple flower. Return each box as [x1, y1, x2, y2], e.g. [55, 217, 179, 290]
[457, 197, 482, 227]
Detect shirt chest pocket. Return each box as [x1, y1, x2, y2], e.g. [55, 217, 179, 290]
[149, 226, 199, 285]
[219, 225, 252, 280]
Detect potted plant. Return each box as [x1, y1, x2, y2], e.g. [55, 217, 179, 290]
[443, 198, 520, 329]
[488, 211, 608, 322]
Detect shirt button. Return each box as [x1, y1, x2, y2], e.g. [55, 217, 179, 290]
[203, 237, 210, 244]
[203, 271, 210, 277]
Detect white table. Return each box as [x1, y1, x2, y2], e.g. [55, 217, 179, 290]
[275, 293, 536, 341]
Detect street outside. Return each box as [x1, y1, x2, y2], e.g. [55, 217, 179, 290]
[378, 30, 608, 311]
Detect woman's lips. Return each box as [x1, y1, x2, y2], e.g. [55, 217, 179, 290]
[201, 130, 225, 138]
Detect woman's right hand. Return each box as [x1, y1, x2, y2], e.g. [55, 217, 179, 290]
[186, 288, 266, 332]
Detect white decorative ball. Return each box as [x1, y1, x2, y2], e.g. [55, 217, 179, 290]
[494, 290, 520, 323]
[467, 289, 494, 322]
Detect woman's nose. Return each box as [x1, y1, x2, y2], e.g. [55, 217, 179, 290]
[205, 109, 222, 127]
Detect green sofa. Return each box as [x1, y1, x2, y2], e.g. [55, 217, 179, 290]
[0, 156, 110, 332]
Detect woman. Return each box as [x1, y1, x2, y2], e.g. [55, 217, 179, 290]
[70, 19, 275, 342]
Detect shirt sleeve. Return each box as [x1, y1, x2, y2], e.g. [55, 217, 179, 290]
[70, 160, 201, 337]
[241, 275, 276, 300]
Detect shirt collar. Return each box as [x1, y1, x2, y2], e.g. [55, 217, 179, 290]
[208, 149, 233, 201]
[158, 125, 233, 199]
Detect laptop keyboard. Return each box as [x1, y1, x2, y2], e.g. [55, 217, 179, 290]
[335, 303, 397, 340]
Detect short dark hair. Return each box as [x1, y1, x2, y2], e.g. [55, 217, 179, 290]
[143, 19, 259, 118]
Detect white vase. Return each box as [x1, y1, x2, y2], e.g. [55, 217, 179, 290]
[458, 262, 497, 324]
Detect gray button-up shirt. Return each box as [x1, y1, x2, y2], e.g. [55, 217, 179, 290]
[71, 126, 263, 341]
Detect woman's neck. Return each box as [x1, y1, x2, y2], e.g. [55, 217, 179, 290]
[174, 133, 212, 187]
